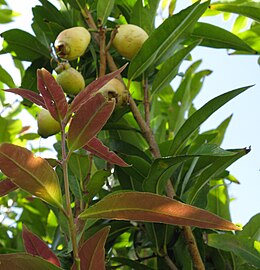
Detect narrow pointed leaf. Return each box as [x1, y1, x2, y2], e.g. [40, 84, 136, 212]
[79, 191, 240, 231]
[0, 143, 63, 209]
[37, 68, 68, 122]
[83, 137, 129, 167]
[0, 178, 18, 196]
[168, 85, 252, 155]
[0, 253, 62, 270]
[128, 1, 209, 80]
[22, 225, 61, 267]
[207, 234, 260, 268]
[71, 226, 110, 270]
[69, 64, 127, 114]
[4, 88, 46, 108]
[68, 93, 115, 152]
[97, 0, 114, 24]
[239, 213, 260, 241]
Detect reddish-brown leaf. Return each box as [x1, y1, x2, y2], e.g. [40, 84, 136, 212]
[79, 191, 240, 231]
[0, 178, 18, 196]
[69, 64, 127, 114]
[22, 225, 61, 267]
[37, 68, 68, 122]
[4, 88, 46, 108]
[71, 226, 110, 270]
[0, 253, 62, 270]
[0, 143, 63, 209]
[83, 137, 130, 167]
[68, 93, 115, 152]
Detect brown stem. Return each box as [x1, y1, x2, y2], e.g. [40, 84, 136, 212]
[143, 77, 150, 126]
[99, 27, 107, 77]
[164, 255, 179, 270]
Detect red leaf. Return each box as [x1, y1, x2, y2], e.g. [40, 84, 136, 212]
[37, 68, 68, 122]
[71, 226, 110, 270]
[4, 88, 46, 108]
[84, 137, 129, 167]
[68, 93, 115, 152]
[79, 191, 241, 231]
[22, 225, 61, 267]
[0, 178, 18, 196]
[69, 64, 127, 114]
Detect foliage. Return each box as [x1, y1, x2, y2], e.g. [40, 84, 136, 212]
[0, 0, 260, 269]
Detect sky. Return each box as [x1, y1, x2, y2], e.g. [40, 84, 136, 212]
[1, 0, 259, 226]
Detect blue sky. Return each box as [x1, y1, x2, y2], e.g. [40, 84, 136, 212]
[1, 0, 259, 225]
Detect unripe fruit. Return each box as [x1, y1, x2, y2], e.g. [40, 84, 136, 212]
[98, 78, 128, 106]
[55, 63, 85, 95]
[37, 109, 60, 138]
[112, 24, 148, 59]
[54, 27, 91, 60]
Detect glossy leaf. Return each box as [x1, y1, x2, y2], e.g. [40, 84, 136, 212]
[168, 85, 252, 155]
[0, 178, 18, 196]
[237, 24, 260, 53]
[0, 65, 15, 87]
[152, 41, 200, 96]
[97, 0, 114, 24]
[4, 88, 46, 108]
[111, 257, 154, 269]
[68, 93, 115, 152]
[71, 226, 110, 270]
[69, 64, 127, 114]
[0, 253, 62, 270]
[239, 214, 260, 241]
[22, 225, 61, 267]
[207, 234, 260, 268]
[0, 143, 63, 209]
[37, 68, 68, 122]
[128, 1, 208, 79]
[84, 137, 129, 167]
[190, 22, 256, 53]
[79, 191, 240, 231]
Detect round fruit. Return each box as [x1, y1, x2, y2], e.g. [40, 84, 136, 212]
[112, 24, 148, 59]
[55, 63, 85, 95]
[98, 78, 128, 106]
[37, 108, 60, 138]
[54, 27, 91, 60]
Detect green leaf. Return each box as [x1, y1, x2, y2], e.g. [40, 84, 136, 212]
[190, 22, 256, 53]
[237, 24, 260, 53]
[111, 257, 154, 269]
[79, 191, 240, 230]
[0, 65, 15, 88]
[168, 85, 252, 155]
[0, 117, 22, 143]
[207, 234, 260, 268]
[0, 29, 50, 61]
[97, 0, 115, 24]
[152, 41, 200, 96]
[239, 214, 260, 241]
[128, 1, 209, 80]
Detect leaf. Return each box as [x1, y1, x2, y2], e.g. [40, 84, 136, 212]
[0, 143, 63, 209]
[128, 1, 209, 80]
[190, 22, 256, 53]
[111, 257, 154, 270]
[4, 88, 46, 108]
[83, 137, 129, 167]
[207, 234, 260, 268]
[37, 68, 68, 122]
[22, 225, 61, 267]
[168, 85, 252, 155]
[152, 41, 200, 96]
[68, 93, 115, 152]
[71, 226, 110, 270]
[0, 178, 18, 196]
[0, 65, 15, 87]
[97, 0, 114, 24]
[69, 64, 127, 114]
[237, 24, 260, 53]
[79, 191, 240, 231]
[0, 29, 50, 61]
[239, 214, 260, 241]
[0, 253, 62, 270]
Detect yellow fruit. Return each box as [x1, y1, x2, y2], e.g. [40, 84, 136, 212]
[37, 109, 60, 138]
[54, 27, 91, 60]
[98, 78, 128, 106]
[55, 63, 85, 95]
[112, 24, 148, 59]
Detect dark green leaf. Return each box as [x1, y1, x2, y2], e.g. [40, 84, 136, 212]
[111, 257, 154, 269]
[238, 214, 260, 241]
[0, 65, 15, 87]
[97, 0, 115, 24]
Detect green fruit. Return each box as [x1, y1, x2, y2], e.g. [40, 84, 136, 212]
[112, 24, 148, 60]
[37, 109, 60, 138]
[98, 78, 128, 106]
[55, 63, 85, 95]
[54, 27, 91, 60]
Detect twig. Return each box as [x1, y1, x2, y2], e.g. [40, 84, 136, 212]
[143, 77, 150, 126]
[99, 26, 107, 77]
[164, 255, 179, 270]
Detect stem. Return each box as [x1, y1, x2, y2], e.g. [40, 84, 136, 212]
[143, 77, 150, 126]
[61, 127, 80, 270]
[164, 255, 179, 270]
[99, 26, 106, 77]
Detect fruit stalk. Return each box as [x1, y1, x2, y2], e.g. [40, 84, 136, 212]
[99, 26, 107, 77]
